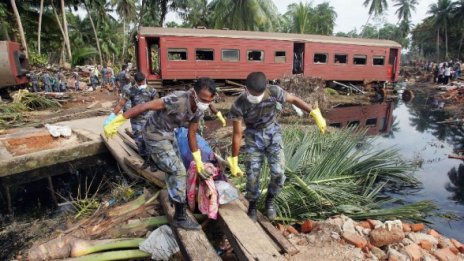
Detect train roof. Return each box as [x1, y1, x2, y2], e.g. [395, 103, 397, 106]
[139, 27, 402, 48]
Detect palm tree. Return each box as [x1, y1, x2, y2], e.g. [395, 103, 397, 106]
[452, 0, 464, 59]
[112, 0, 136, 58]
[361, 0, 388, 38]
[313, 2, 337, 35]
[38, 0, 44, 55]
[82, 0, 105, 65]
[284, 2, 313, 34]
[175, 0, 210, 28]
[427, 0, 454, 60]
[10, 0, 28, 58]
[61, 0, 72, 60]
[394, 0, 418, 24]
[209, 0, 279, 31]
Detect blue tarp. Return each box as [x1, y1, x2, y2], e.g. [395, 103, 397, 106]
[175, 127, 214, 169]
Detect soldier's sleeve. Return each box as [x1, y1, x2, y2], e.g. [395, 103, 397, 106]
[270, 85, 287, 104]
[121, 86, 131, 100]
[228, 96, 245, 121]
[161, 92, 180, 114]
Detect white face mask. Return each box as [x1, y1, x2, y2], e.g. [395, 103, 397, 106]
[247, 92, 265, 104]
[138, 84, 146, 90]
[193, 91, 210, 112]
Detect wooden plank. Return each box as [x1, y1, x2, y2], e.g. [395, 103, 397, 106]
[159, 190, 220, 261]
[124, 157, 165, 188]
[214, 154, 298, 256]
[238, 196, 299, 256]
[100, 133, 140, 179]
[218, 199, 281, 261]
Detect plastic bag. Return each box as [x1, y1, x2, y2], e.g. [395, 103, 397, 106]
[45, 124, 72, 138]
[215, 180, 238, 205]
[139, 225, 179, 261]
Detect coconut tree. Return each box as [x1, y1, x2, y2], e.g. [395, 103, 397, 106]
[61, 0, 72, 60]
[427, 0, 454, 60]
[452, 0, 464, 59]
[174, 0, 210, 28]
[361, 0, 388, 38]
[209, 0, 279, 31]
[37, 0, 44, 54]
[313, 2, 337, 35]
[10, 0, 28, 58]
[284, 2, 313, 34]
[81, 0, 105, 65]
[394, 0, 418, 24]
[112, 0, 136, 58]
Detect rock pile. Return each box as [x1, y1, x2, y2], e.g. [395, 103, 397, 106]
[279, 215, 464, 261]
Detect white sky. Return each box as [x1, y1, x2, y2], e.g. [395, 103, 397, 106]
[166, 0, 437, 33]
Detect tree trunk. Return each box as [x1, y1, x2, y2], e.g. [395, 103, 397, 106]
[122, 17, 126, 58]
[10, 0, 28, 58]
[38, 0, 44, 55]
[52, 4, 67, 54]
[458, 29, 464, 60]
[360, 13, 372, 38]
[84, 3, 103, 65]
[445, 24, 448, 59]
[61, 0, 72, 60]
[437, 29, 440, 62]
[138, 0, 146, 29]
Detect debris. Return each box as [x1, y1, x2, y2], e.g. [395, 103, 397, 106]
[139, 225, 180, 261]
[45, 124, 72, 138]
[370, 228, 405, 247]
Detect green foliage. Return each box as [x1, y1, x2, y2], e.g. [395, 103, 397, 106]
[233, 126, 434, 222]
[325, 88, 338, 95]
[71, 47, 98, 67]
[29, 51, 48, 67]
[282, 2, 337, 35]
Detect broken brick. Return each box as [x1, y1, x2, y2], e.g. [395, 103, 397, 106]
[276, 223, 285, 233]
[410, 223, 425, 232]
[428, 229, 441, 238]
[419, 240, 433, 251]
[358, 221, 371, 230]
[370, 228, 405, 247]
[342, 231, 367, 248]
[403, 244, 423, 261]
[402, 223, 411, 233]
[366, 219, 377, 229]
[433, 248, 459, 261]
[300, 219, 314, 233]
[286, 225, 298, 235]
[450, 239, 462, 249]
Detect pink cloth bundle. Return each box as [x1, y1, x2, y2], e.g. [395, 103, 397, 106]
[187, 162, 219, 219]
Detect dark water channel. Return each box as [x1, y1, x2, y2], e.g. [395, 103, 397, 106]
[327, 88, 464, 242]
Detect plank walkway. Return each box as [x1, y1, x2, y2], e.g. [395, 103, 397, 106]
[102, 129, 298, 260]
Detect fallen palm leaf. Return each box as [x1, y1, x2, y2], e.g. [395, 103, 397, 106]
[66, 250, 150, 261]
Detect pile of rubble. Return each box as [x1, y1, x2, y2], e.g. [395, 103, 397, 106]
[279, 215, 464, 261]
[401, 67, 433, 83]
[279, 75, 329, 111]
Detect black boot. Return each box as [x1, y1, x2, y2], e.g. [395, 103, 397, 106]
[247, 201, 257, 222]
[172, 202, 201, 230]
[265, 194, 276, 221]
[141, 156, 150, 170]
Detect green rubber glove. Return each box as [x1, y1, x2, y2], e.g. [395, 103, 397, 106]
[216, 111, 226, 127]
[309, 108, 327, 134]
[227, 156, 243, 177]
[192, 150, 211, 180]
[104, 114, 127, 138]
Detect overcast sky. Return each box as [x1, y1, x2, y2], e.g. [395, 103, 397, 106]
[166, 0, 437, 33]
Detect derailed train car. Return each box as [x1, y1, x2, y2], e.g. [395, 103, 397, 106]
[0, 41, 29, 90]
[136, 27, 401, 90]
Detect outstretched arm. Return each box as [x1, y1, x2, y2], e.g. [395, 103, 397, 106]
[113, 98, 127, 114]
[123, 98, 165, 119]
[286, 93, 313, 114]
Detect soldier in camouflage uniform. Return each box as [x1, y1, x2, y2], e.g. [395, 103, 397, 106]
[105, 72, 157, 162]
[104, 77, 217, 230]
[228, 72, 326, 221]
[29, 72, 39, 92]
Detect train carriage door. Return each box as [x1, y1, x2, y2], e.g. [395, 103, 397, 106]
[293, 42, 305, 74]
[388, 48, 398, 81]
[147, 37, 161, 79]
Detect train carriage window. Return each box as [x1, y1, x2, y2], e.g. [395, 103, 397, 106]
[366, 118, 377, 127]
[313, 53, 327, 64]
[222, 49, 240, 62]
[334, 54, 348, 64]
[275, 51, 286, 63]
[168, 48, 187, 61]
[373, 56, 385, 66]
[247, 50, 264, 62]
[196, 49, 214, 61]
[353, 55, 367, 65]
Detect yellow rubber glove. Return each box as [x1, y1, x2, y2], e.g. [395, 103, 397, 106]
[216, 111, 226, 127]
[104, 114, 127, 138]
[192, 150, 211, 180]
[309, 108, 327, 134]
[227, 156, 243, 177]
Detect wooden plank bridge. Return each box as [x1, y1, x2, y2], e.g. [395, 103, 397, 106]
[101, 129, 299, 260]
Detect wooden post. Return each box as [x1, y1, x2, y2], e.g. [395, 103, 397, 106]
[47, 176, 58, 207]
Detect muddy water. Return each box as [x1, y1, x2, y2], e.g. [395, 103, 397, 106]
[327, 90, 464, 242]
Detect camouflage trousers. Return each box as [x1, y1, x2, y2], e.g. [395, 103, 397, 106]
[244, 123, 286, 202]
[145, 137, 187, 203]
[131, 119, 147, 158]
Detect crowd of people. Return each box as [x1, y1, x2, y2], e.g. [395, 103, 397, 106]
[27, 61, 133, 93]
[422, 60, 463, 85]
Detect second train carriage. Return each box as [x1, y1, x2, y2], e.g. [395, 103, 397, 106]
[136, 27, 401, 89]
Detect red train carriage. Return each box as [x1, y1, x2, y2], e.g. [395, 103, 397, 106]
[136, 27, 401, 89]
[0, 41, 29, 89]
